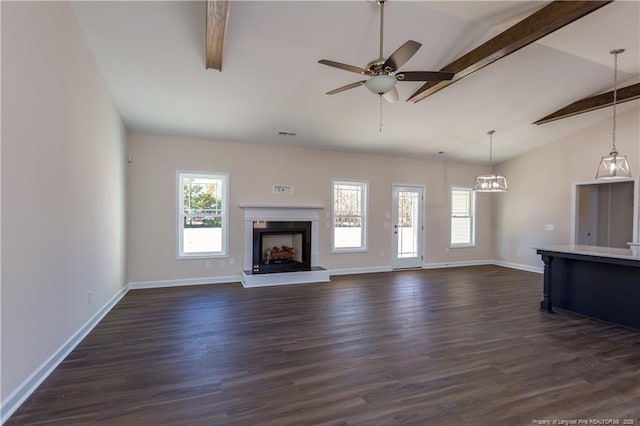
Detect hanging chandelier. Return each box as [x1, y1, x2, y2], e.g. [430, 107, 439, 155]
[473, 130, 508, 192]
[595, 49, 631, 179]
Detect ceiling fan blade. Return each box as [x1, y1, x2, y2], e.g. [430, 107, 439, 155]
[318, 59, 367, 75]
[326, 81, 366, 95]
[396, 71, 454, 82]
[382, 86, 399, 103]
[383, 40, 422, 72]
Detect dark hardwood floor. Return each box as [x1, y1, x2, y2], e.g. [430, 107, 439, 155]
[8, 266, 640, 425]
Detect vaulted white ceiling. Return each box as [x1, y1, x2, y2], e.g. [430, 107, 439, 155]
[72, 1, 640, 164]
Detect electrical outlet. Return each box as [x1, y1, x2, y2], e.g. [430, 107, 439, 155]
[379, 251, 385, 257]
[205, 261, 212, 269]
[229, 257, 235, 265]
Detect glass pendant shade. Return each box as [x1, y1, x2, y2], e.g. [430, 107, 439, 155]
[473, 130, 508, 192]
[365, 74, 397, 95]
[595, 150, 631, 179]
[596, 49, 631, 179]
[474, 174, 508, 192]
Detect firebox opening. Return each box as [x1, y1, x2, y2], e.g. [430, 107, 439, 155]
[263, 233, 303, 264]
[252, 221, 311, 274]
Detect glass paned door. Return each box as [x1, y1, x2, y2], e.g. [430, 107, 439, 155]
[391, 185, 424, 269]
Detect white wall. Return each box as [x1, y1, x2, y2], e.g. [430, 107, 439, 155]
[127, 132, 494, 283]
[493, 105, 640, 268]
[1, 1, 127, 411]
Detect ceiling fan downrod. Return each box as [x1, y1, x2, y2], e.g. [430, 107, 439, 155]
[378, 0, 386, 60]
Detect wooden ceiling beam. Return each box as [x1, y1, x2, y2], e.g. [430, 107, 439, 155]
[206, 0, 230, 71]
[407, 1, 612, 103]
[534, 83, 640, 124]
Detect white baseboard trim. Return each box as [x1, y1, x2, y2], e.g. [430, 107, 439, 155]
[329, 266, 393, 276]
[491, 260, 543, 274]
[422, 260, 543, 274]
[422, 260, 491, 269]
[127, 275, 241, 289]
[0, 285, 129, 424]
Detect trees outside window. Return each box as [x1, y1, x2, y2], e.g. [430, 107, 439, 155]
[178, 172, 228, 257]
[332, 180, 368, 251]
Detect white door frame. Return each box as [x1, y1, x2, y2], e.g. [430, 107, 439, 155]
[391, 184, 425, 269]
[571, 177, 638, 246]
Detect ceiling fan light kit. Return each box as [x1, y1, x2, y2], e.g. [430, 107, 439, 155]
[474, 130, 508, 193]
[595, 48, 631, 180]
[365, 74, 397, 95]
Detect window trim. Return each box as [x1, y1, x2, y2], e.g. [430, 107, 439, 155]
[331, 178, 368, 253]
[176, 171, 229, 259]
[450, 186, 476, 248]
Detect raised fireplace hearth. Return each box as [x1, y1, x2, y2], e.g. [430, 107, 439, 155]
[240, 204, 329, 287]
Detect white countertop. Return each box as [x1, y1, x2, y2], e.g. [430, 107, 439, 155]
[534, 244, 640, 262]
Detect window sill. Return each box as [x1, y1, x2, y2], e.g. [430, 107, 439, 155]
[177, 253, 227, 260]
[331, 248, 368, 254]
[449, 244, 476, 249]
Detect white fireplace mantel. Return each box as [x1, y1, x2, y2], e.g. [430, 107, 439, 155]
[239, 204, 329, 287]
[239, 204, 324, 222]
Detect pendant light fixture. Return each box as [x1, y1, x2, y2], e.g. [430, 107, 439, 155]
[474, 130, 508, 192]
[595, 49, 631, 179]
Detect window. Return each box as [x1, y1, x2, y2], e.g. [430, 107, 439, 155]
[332, 179, 367, 251]
[178, 172, 228, 258]
[451, 187, 475, 247]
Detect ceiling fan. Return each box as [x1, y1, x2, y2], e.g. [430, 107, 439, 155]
[318, 0, 454, 102]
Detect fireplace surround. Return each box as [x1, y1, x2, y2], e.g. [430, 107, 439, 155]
[240, 204, 329, 287]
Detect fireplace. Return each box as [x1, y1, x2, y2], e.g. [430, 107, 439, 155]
[252, 221, 311, 273]
[240, 204, 329, 287]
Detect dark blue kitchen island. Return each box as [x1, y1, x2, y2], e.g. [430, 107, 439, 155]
[535, 244, 640, 330]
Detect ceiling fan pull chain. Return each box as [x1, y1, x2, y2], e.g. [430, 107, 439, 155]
[379, 94, 383, 132]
